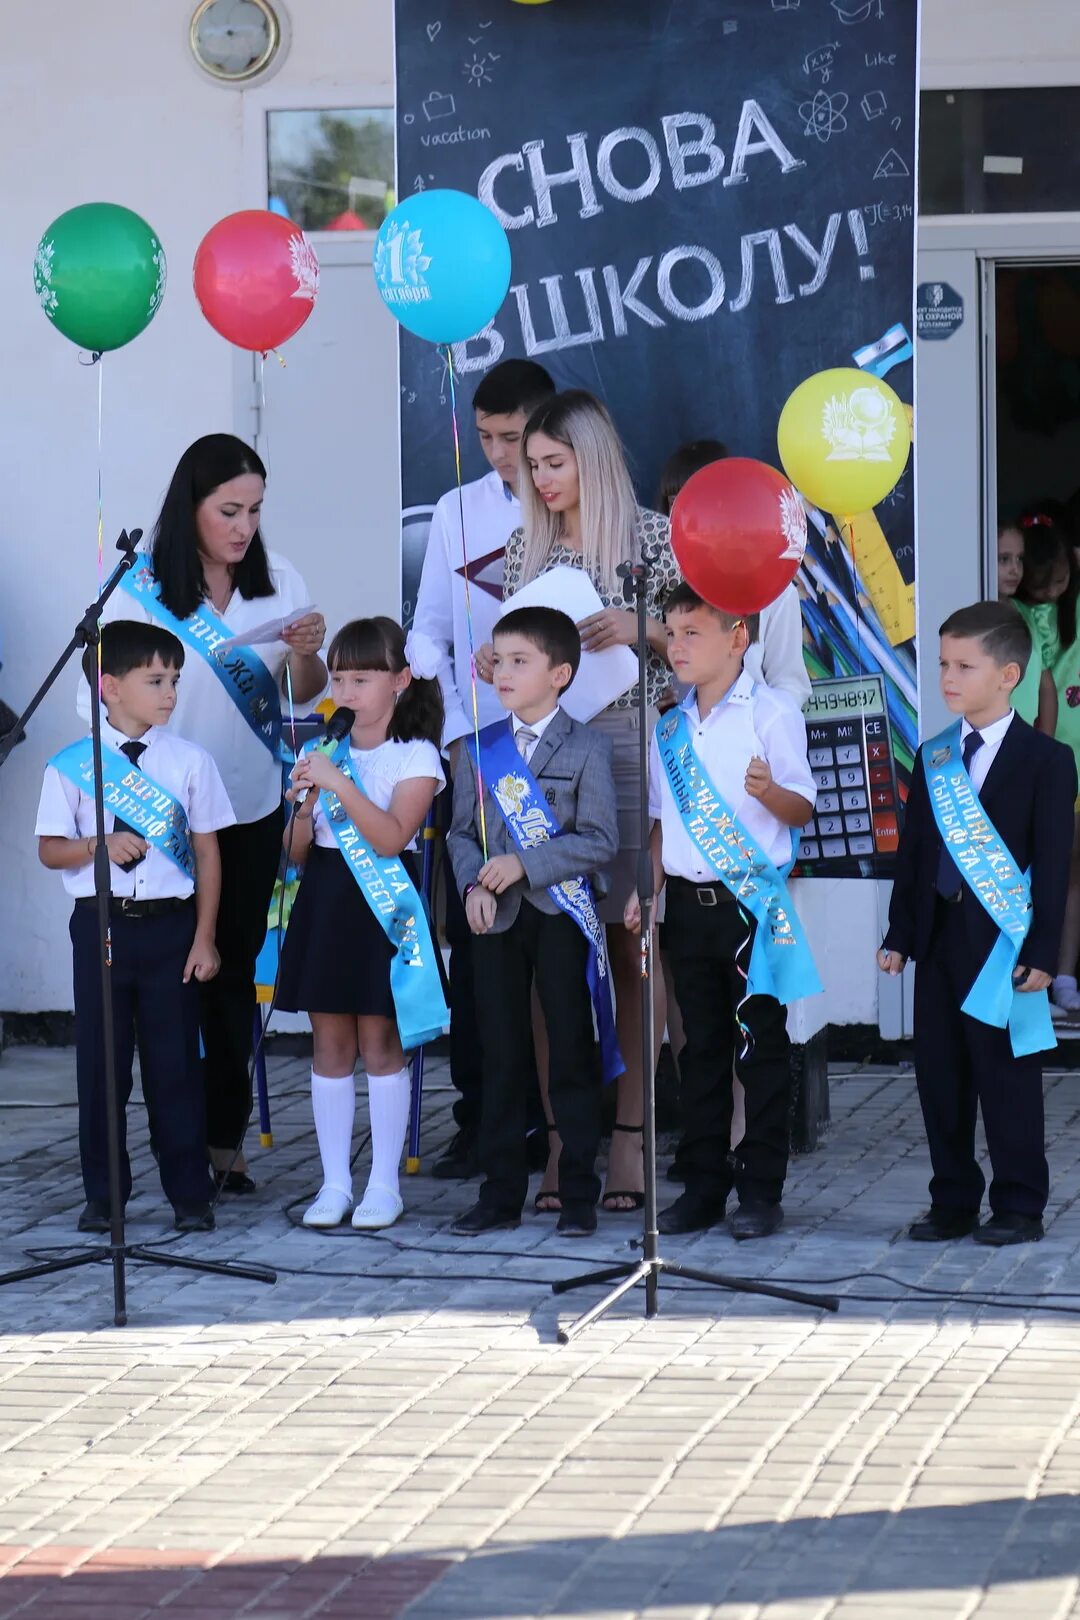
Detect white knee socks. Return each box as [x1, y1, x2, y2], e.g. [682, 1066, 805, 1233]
[365, 1066, 411, 1197]
[310, 1070, 355, 1197]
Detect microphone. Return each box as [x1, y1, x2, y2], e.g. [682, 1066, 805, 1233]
[298, 707, 355, 808]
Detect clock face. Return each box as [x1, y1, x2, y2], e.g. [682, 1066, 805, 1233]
[190, 0, 280, 82]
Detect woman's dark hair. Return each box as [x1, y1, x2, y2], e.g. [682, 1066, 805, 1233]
[656, 438, 729, 516]
[327, 617, 444, 747]
[1017, 500, 1079, 649]
[151, 434, 272, 619]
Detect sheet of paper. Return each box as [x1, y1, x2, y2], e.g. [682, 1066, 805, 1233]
[216, 605, 315, 654]
[498, 566, 637, 722]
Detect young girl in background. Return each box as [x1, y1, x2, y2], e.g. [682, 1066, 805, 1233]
[999, 518, 1054, 730]
[277, 618, 447, 1228]
[1016, 510, 1080, 1011]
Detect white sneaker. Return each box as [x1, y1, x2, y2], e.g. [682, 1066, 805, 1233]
[351, 1185, 404, 1230]
[302, 1186, 353, 1228]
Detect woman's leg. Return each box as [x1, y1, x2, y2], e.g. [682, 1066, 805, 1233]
[354, 1017, 410, 1227]
[202, 806, 284, 1174]
[603, 922, 665, 1209]
[1053, 814, 1080, 1011]
[304, 1013, 359, 1227]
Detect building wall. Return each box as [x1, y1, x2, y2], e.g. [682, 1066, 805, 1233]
[1, 0, 1076, 1018]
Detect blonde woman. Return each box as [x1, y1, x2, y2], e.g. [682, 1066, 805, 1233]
[476, 390, 679, 1212]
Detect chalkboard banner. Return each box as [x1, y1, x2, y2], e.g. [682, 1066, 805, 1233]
[395, 0, 918, 877]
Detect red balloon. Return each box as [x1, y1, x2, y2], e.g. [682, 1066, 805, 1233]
[193, 210, 319, 352]
[670, 458, 807, 616]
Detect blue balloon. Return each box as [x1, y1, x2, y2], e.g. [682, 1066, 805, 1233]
[268, 195, 291, 219]
[372, 189, 511, 346]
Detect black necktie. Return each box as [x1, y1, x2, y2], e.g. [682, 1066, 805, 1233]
[936, 729, 983, 898]
[113, 739, 147, 871]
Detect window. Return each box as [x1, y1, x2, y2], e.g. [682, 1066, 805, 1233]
[267, 108, 395, 231]
[920, 88, 1080, 215]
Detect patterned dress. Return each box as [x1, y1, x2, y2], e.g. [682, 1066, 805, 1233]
[502, 508, 679, 710]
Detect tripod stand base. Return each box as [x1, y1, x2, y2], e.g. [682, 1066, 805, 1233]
[553, 1256, 839, 1345]
[0, 1242, 276, 1328]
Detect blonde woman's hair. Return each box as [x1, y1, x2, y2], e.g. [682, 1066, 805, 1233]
[518, 390, 640, 589]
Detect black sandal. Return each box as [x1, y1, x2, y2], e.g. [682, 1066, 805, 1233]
[213, 1169, 257, 1195]
[602, 1123, 645, 1213]
[534, 1126, 561, 1214]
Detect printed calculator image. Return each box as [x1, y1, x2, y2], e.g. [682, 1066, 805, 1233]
[794, 674, 902, 876]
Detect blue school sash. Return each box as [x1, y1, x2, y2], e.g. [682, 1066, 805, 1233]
[468, 720, 624, 1085]
[119, 555, 283, 759]
[655, 707, 822, 1006]
[50, 738, 195, 881]
[923, 722, 1054, 1057]
[313, 738, 448, 1051]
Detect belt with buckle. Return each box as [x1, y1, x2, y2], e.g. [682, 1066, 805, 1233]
[75, 896, 193, 919]
[670, 876, 733, 907]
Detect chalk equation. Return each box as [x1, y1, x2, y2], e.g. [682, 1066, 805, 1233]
[803, 43, 840, 83]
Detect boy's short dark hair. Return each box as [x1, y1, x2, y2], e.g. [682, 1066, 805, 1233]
[82, 620, 185, 685]
[664, 581, 760, 645]
[473, 359, 555, 419]
[939, 600, 1032, 677]
[495, 605, 581, 685]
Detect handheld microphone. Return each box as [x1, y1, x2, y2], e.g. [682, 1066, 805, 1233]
[298, 707, 355, 808]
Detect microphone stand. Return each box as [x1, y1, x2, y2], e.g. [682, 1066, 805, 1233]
[552, 539, 839, 1342]
[0, 532, 275, 1326]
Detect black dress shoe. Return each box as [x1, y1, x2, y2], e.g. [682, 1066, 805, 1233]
[907, 1207, 980, 1242]
[557, 1200, 597, 1237]
[173, 1205, 215, 1234]
[77, 1200, 112, 1234]
[729, 1201, 784, 1241]
[213, 1170, 256, 1195]
[657, 1189, 727, 1235]
[450, 1202, 521, 1236]
[432, 1129, 479, 1181]
[973, 1212, 1044, 1246]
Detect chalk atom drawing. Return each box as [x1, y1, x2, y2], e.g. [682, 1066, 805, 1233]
[799, 89, 849, 142]
[873, 146, 910, 179]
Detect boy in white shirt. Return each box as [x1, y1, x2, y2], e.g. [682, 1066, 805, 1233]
[36, 621, 235, 1234]
[406, 358, 555, 1180]
[626, 584, 817, 1240]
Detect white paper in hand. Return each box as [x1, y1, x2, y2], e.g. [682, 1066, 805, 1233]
[216, 605, 316, 654]
[499, 566, 636, 722]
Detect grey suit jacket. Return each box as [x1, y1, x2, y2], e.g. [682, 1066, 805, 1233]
[448, 708, 619, 934]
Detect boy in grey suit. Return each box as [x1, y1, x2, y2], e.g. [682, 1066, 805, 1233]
[448, 607, 619, 1236]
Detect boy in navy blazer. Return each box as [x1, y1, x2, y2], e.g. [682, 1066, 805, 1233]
[879, 601, 1077, 1246]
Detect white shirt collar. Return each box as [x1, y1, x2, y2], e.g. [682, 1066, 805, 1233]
[961, 710, 1014, 747]
[101, 718, 156, 753]
[680, 668, 754, 723]
[512, 706, 560, 741]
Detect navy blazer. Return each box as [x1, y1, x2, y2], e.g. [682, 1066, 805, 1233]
[884, 714, 1077, 979]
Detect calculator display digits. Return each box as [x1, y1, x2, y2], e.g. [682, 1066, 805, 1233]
[796, 675, 900, 870]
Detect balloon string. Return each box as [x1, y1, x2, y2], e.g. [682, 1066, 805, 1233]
[256, 352, 271, 474]
[284, 659, 297, 762]
[838, 514, 887, 943]
[446, 345, 488, 861]
[95, 353, 104, 701]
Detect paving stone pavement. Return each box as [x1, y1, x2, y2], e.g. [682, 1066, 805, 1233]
[1, 1045, 1080, 1619]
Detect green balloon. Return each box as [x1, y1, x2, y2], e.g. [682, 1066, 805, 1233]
[33, 202, 166, 353]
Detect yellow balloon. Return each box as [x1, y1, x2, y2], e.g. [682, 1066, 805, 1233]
[777, 368, 911, 516]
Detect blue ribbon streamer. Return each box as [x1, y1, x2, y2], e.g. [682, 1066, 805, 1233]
[469, 720, 624, 1085]
[923, 722, 1054, 1057]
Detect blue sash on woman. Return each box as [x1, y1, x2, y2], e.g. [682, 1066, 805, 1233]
[923, 721, 1054, 1057]
[50, 738, 195, 880]
[655, 708, 822, 1005]
[119, 555, 282, 758]
[313, 738, 448, 1051]
[467, 720, 624, 1084]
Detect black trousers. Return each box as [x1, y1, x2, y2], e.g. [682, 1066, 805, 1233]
[665, 879, 792, 1206]
[70, 902, 212, 1209]
[201, 804, 284, 1151]
[913, 898, 1048, 1218]
[473, 904, 602, 1212]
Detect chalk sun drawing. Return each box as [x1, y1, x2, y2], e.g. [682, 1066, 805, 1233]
[821, 388, 897, 462]
[799, 90, 848, 143]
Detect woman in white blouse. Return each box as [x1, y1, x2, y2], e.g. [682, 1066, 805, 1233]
[89, 435, 326, 1189]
